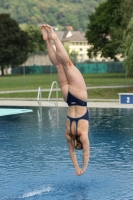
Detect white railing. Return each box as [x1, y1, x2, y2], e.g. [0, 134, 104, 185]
[48, 81, 58, 107]
[37, 87, 42, 124]
[37, 83, 59, 125]
[37, 86, 42, 107]
[48, 81, 59, 125]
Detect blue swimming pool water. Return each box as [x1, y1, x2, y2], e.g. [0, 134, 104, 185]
[0, 106, 133, 200]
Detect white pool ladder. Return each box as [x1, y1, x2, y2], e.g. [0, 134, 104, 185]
[48, 81, 58, 107]
[37, 87, 42, 124]
[37, 82, 59, 125]
[37, 86, 42, 107]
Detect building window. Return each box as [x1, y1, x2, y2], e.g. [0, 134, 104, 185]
[80, 48, 82, 51]
[76, 42, 78, 45]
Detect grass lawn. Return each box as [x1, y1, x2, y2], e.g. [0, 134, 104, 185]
[0, 87, 133, 99]
[0, 73, 132, 99]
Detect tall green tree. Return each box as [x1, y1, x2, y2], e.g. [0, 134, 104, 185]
[118, 16, 133, 77]
[110, 0, 133, 57]
[114, 0, 133, 76]
[25, 25, 47, 53]
[120, 0, 133, 29]
[85, 0, 122, 60]
[0, 13, 30, 76]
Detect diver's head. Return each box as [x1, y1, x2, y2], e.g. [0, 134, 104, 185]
[71, 136, 83, 150]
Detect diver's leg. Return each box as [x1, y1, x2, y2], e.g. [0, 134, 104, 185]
[40, 25, 69, 101]
[44, 24, 87, 101]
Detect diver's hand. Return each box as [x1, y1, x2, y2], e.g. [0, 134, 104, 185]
[75, 168, 84, 176]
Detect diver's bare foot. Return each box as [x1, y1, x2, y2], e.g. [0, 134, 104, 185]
[40, 24, 48, 41]
[45, 24, 58, 41]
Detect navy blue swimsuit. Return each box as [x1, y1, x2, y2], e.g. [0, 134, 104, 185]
[67, 92, 89, 135]
[67, 92, 87, 107]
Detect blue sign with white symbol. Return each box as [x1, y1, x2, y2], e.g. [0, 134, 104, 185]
[118, 93, 133, 104]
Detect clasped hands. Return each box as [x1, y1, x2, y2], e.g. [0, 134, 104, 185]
[75, 168, 84, 176]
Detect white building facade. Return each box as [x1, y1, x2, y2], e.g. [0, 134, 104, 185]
[56, 31, 90, 62]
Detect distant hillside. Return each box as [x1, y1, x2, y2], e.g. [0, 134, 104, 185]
[0, 0, 105, 30]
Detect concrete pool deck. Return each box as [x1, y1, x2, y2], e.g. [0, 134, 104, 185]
[0, 99, 133, 108]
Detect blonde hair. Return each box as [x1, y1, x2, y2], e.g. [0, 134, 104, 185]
[71, 135, 83, 150]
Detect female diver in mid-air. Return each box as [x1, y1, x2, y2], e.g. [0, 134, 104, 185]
[40, 24, 90, 176]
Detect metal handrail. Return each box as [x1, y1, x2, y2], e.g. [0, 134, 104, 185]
[48, 81, 58, 107]
[37, 86, 42, 107]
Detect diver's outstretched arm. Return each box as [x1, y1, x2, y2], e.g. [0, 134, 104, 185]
[66, 134, 83, 176]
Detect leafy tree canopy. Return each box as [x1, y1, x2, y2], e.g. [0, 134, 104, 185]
[0, 13, 30, 75]
[25, 25, 47, 53]
[86, 0, 122, 60]
[0, 0, 105, 31]
[110, 0, 133, 73]
[118, 15, 133, 77]
[86, 0, 133, 61]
